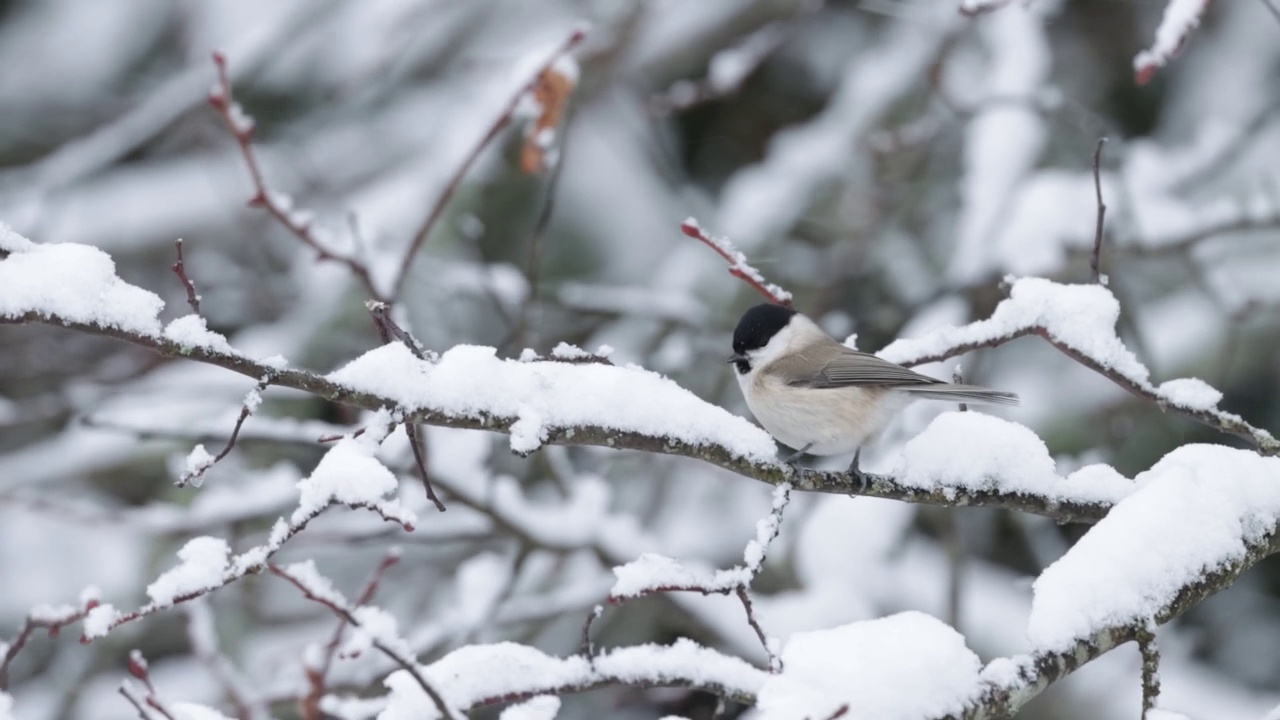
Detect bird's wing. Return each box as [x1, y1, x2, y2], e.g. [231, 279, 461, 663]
[769, 345, 941, 389]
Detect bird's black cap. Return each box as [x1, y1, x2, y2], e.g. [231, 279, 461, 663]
[732, 303, 797, 356]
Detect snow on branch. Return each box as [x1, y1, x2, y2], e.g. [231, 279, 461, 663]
[78, 426, 414, 641]
[377, 638, 767, 717]
[681, 218, 793, 307]
[0, 231, 1140, 525]
[1133, 0, 1211, 85]
[594, 485, 792, 672]
[0, 588, 101, 690]
[270, 561, 461, 720]
[879, 277, 1280, 455]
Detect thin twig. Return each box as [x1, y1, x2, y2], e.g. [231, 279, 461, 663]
[179, 374, 274, 487]
[681, 218, 793, 307]
[1090, 137, 1108, 284]
[392, 28, 587, 300]
[300, 550, 401, 720]
[170, 239, 201, 314]
[404, 422, 446, 512]
[1, 600, 97, 689]
[270, 563, 464, 720]
[209, 52, 386, 301]
[124, 651, 180, 720]
[510, 107, 574, 350]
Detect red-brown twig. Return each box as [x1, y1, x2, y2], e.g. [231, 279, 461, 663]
[1134, 0, 1211, 85]
[120, 650, 179, 720]
[209, 52, 386, 302]
[391, 28, 587, 300]
[88, 495, 412, 640]
[179, 374, 274, 487]
[1090, 138, 1108, 284]
[270, 562, 462, 720]
[0, 598, 97, 689]
[681, 218, 793, 307]
[170, 239, 201, 314]
[299, 550, 401, 720]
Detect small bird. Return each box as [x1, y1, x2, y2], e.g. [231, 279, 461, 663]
[729, 303, 1018, 476]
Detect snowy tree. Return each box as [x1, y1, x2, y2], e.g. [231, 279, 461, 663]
[2, 1, 1280, 718]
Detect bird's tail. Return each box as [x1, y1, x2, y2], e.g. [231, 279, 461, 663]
[902, 384, 1020, 406]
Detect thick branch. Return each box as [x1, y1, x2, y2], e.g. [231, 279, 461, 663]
[5, 311, 1114, 524]
[953, 528, 1280, 719]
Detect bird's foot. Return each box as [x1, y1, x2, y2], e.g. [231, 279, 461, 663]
[848, 448, 869, 493]
[779, 443, 814, 470]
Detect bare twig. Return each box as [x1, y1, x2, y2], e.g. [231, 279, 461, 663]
[179, 374, 274, 487]
[300, 550, 401, 720]
[1090, 138, 1108, 284]
[209, 52, 386, 301]
[367, 301, 431, 361]
[170, 239, 201, 314]
[681, 218, 793, 307]
[404, 422, 446, 512]
[1, 599, 97, 689]
[392, 28, 587, 299]
[580, 604, 604, 660]
[122, 651, 179, 720]
[510, 109, 574, 350]
[270, 563, 463, 720]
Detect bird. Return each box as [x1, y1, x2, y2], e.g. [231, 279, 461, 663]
[728, 303, 1018, 477]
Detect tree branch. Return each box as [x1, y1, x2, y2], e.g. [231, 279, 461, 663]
[3, 310, 1116, 525]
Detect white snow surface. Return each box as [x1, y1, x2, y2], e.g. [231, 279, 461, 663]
[897, 412, 1133, 506]
[880, 278, 1150, 383]
[292, 434, 416, 528]
[0, 228, 164, 335]
[1156, 377, 1223, 411]
[379, 639, 767, 718]
[0, 692, 13, 720]
[755, 612, 983, 720]
[163, 314, 238, 355]
[328, 343, 777, 462]
[610, 553, 747, 598]
[145, 536, 231, 607]
[1028, 445, 1280, 651]
[81, 603, 118, 640]
[1134, 0, 1209, 75]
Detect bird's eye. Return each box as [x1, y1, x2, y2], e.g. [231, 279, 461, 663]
[733, 359, 751, 375]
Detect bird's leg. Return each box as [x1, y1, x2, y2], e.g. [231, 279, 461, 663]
[848, 448, 868, 493]
[779, 443, 814, 467]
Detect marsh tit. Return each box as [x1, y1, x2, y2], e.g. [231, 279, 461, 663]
[729, 303, 1018, 475]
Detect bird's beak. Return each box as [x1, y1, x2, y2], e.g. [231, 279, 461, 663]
[727, 353, 747, 364]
